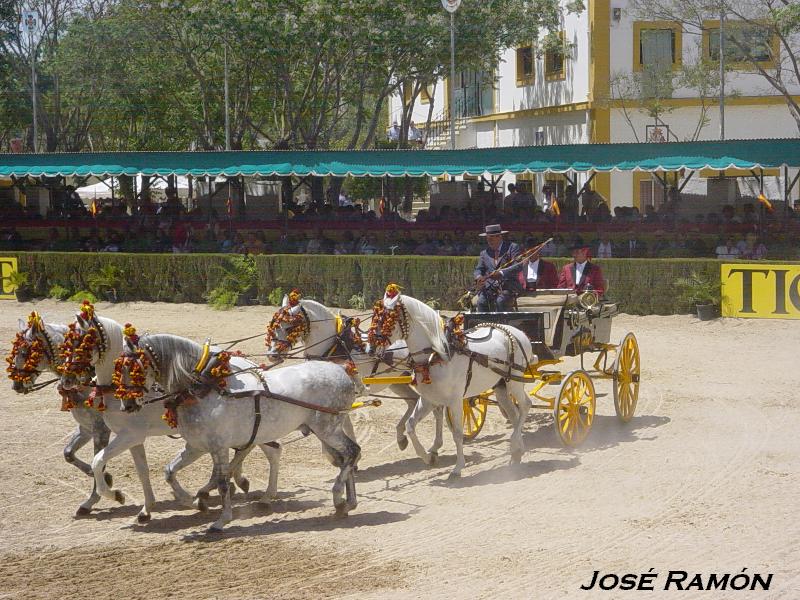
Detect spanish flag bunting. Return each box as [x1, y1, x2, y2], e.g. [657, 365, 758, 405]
[551, 196, 560, 216]
[379, 197, 386, 217]
[90, 198, 98, 217]
[757, 193, 774, 213]
[226, 197, 233, 217]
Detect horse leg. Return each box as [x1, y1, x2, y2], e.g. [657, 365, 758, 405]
[76, 426, 111, 516]
[342, 415, 357, 443]
[231, 446, 253, 494]
[446, 400, 466, 479]
[257, 442, 281, 505]
[391, 384, 416, 450]
[507, 382, 531, 464]
[91, 431, 136, 505]
[128, 444, 156, 523]
[164, 444, 205, 509]
[427, 406, 445, 457]
[209, 449, 233, 532]
[63, 426, 93, 477]
[404, 397, 437, 466]
[313, 423, 360, 517]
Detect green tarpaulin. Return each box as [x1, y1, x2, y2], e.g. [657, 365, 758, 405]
[0, 139, 798, 178]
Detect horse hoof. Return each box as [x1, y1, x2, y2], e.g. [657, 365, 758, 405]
[136, 512, 151, 524]
[447, 471, 461, 481]
[75, 506, 91, 517]
[429, 451, 438, 466]
[258, 499, 273, 513]
[114, 490, 125, 504]
[196, 497, 208, 513]
[236, 478, 250, 494]
[334, 505, 349, 519]
[104, 472, 113, 487]
[397, 436, 409, 451]
[196, 490, 210, 500]
[208, 523, 225, 533]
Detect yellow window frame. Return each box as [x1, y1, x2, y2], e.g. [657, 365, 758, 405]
[515, 45, 535, 87]
[545, 32, 567, 81]
[632, 21, 683, 72]
[702, 19, 778, 70]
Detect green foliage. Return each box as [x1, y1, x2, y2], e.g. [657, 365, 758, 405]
[48, 284, 72, 301]
[68, 291, 99, 303]
[674, 271, 722, 310]
[348, 293, 367, 310]
[206, 288, 239, 310]
[9, 251, 797, 315]
[267, 287, 286, 306]
[87, 264, 125, 301]
[6, 269, 28, 290]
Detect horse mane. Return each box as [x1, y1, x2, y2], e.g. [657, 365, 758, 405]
[301, 298, 334, 320]
[94, 316, 124, 385]
[399, 295, 449, 358]
[139, 333, 203, 393]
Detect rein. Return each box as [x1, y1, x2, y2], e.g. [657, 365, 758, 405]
[24, 377, 60, 393]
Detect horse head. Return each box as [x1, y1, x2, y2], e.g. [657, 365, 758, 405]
[366, 284, 409, 355]
[264, 290, 310, 362]
[57, 301, 108, 391]
[6, 312, 59, 394]
[113, 325, 158, 413]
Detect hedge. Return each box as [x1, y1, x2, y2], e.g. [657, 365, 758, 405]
[6, 252, 799, 315]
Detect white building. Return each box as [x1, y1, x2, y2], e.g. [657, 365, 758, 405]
[390, 0, 800, 211]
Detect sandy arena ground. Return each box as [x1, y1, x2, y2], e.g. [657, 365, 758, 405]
[0, 299, 797, 599]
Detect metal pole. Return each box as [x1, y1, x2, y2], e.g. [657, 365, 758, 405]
[30, 30, 37, 153]
[719, 3, 725, 140]
[224, 43, 231, 151]
[449, 11, 456, 151]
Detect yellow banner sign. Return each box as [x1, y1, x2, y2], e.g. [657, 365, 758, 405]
[1, 257, 19, 299]
[721, 263, 800, 319]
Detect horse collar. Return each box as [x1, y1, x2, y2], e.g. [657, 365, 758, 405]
[90, 317, 108, 358]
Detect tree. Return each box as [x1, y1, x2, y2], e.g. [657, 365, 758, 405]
[629, 0, 800, 134]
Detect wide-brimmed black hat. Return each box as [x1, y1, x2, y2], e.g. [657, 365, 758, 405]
[479, 224, 509, 237]
[569, 242, 591, 251]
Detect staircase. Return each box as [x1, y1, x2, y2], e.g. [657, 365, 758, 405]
[423, 108, 469, 150]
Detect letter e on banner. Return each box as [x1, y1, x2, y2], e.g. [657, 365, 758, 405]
[0, 257, 18, 299]
[721, 263, 800, 319]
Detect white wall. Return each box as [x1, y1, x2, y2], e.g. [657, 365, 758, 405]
[611, 1, 800, 99]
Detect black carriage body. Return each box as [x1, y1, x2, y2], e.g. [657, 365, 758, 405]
[464, 291, 618, 360]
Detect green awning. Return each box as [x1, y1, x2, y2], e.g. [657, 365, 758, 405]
[0, 138, 798, 178]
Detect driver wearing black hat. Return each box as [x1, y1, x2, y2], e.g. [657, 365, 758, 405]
[473, 224, 520, 311]
[557, 242, 606, 295]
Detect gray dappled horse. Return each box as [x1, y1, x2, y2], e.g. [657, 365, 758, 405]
[116, 332, 360, 531]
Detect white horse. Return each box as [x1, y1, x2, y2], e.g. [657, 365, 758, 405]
[56, 306, 279, 522]
[7, 313, 114, 516]
[264, 295, 445, 456]
[115, 332, 360, 531]
[368, 290, 535, 478]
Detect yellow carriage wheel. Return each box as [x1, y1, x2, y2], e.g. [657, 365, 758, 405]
[613, 332, 640, 423]
[554, 370, 596, 447]
[447, 394, 490, 442]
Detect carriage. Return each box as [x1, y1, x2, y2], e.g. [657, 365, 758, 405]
[449, 289, 640, 446]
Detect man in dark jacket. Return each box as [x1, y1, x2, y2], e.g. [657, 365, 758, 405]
[473, 224, 520, 311]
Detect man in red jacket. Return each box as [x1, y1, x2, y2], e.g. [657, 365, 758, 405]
[499, 236, 559, 292]
[558, 243, 606, 296]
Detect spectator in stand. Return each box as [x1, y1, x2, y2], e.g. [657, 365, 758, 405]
[503, 183, 519, 210]
[687, 232, 709, 257]
[338, 190, 353, 207]
[398, 229, 416, 254]
[715, 236, 740, 259]
[219, 230, 235, 252]
[414, 235, 440, 255]
[334, 230, 356, 255]
[101, 231, 123, 253]
[452, 229, 467, 255]
[721, 205, 741, 225]
[358, 233, 380, 255]
[408, 121, 423, 145]
[540, 185, 553, 212]
[624, 231, 647, 258]
[564, 185, 580, 222]
[244, 232, 267, 255]
[737, 233, 767, 260]
[649, 230, 670, 258]
[387, 121, 400, 141]
[438, 234, 456, 255]
[741, 203, 758, 224]
[596, 233, 613, 258]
